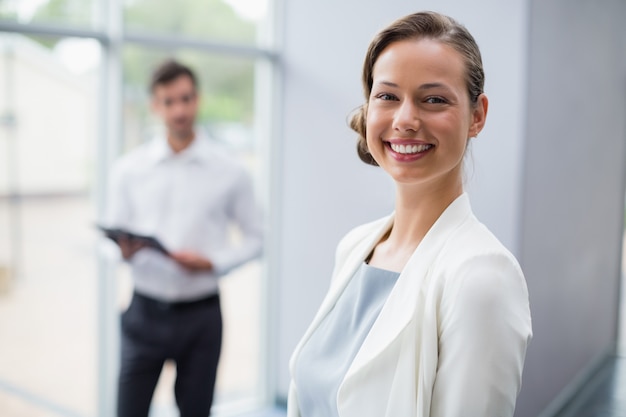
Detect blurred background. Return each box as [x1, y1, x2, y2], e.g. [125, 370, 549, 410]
[0, 1, 625, 417]
[0, 0, 270, 416]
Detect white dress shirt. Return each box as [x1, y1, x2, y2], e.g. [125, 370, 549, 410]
[104, 133, 263, 302]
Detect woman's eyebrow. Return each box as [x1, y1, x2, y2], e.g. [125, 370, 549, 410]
[418, 82, 452, 92]
[374, 80, 453, 92]
[374, 80, 399, 88]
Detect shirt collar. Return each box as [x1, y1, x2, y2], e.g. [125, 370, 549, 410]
[147, 131, 212, 166]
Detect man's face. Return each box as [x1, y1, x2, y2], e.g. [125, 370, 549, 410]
[151, 75, 198, 139]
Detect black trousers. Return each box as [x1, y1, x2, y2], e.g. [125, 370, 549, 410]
[117, 292, 222, 417]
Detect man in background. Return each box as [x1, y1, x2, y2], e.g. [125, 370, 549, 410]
[105, 59, 263, 417]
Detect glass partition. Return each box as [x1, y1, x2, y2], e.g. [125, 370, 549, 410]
[124, 0, 269, 46]
[0, 33, 100, 416]
[0, 0, 97, 28]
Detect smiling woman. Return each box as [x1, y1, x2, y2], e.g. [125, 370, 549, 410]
[288, 11, 531, 417]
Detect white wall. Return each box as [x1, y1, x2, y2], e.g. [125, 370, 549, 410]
[275, 0, 529, 400]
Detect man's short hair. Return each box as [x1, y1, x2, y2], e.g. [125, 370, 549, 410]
[149, 59, 198, 93]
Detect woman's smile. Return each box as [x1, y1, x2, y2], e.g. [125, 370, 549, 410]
[385, 140, 434, 161]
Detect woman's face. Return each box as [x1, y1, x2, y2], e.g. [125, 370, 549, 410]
[366, 38, 486, 190]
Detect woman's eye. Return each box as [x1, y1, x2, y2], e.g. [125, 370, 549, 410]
[425, 96, 446, 104]
[375, 93, 397, 101]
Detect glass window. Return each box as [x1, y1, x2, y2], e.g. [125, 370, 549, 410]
[0, 33, 100, 416]
[123, 0, 269, 45]
[0, 0, 97, 28]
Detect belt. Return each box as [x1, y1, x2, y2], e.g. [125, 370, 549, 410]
[134, 291, 219, 311]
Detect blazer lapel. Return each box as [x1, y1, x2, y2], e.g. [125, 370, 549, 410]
[341, 193, 473, 383]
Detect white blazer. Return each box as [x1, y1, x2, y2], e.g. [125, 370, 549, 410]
[288, 193, 532, 417]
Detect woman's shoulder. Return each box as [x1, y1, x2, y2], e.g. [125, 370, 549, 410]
[440, 215, 521, 271]
[435, 216, 525, 291]
[435, 216, 531, 337]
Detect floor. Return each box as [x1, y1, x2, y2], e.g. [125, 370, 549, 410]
[236, 408, 286, 417]
[148, 404, 285, 417]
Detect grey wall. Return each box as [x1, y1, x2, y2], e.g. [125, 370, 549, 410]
[516, 1, 626, 416]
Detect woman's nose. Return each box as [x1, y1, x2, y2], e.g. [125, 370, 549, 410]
[393, 101, 420, 132]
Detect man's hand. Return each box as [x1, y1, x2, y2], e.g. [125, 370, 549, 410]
[170, 251, 214, 272]
[118, 236, 145, 260]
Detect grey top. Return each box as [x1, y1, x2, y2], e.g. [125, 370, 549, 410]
[294, 262, 400, 417]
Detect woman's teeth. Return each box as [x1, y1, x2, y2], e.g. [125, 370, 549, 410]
[390, 143, 432, 154]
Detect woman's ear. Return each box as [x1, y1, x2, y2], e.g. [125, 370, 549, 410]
[469, 93, 488, 137]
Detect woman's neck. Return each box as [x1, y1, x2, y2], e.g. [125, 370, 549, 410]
[367, 180, 462, 272]
[390, 181, 462, 247]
